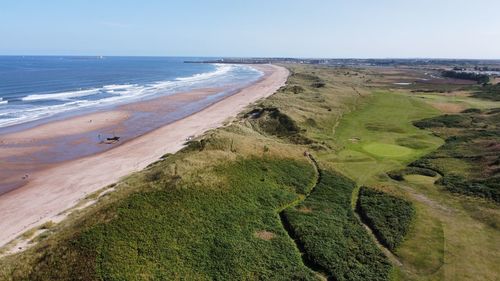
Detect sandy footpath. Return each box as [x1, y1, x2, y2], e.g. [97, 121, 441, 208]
[0, 64, 289, 248]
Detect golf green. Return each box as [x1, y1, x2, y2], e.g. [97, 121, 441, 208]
[363, 142, 413, 157]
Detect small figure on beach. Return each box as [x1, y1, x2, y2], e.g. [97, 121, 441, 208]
[106, 136, 120, 142]
[98, 133, 120, 144]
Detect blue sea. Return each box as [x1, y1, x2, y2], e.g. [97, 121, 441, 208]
[0, 56, 262, 129]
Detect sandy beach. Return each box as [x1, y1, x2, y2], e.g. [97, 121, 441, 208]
[0, 64, 289, 248]
[0, 87, 225, 195]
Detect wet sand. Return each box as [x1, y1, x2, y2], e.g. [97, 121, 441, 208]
[0, 64, 289, 248]
[0, 88, 224, 194]
[1, 111, 130, 141]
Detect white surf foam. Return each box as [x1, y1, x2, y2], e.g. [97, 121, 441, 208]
[176, 64, 235, 82]
[103, 84, 138, 91]
[0, 100, 88, 127]
[22, 89, 100, 101]
[0, 64, 263, 128]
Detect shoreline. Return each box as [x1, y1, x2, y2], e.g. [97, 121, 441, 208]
[0, 87, 226, 195]
[0, 64, 289, 248]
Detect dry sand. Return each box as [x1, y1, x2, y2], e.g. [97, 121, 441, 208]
[0, 64, 289, 248]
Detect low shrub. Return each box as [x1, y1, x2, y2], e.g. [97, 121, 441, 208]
[411, 109, 500, 202]
[311, 81, 326, 88]
[437, 174, 500, 203]
[24, 157, 318, 280]
[357, 187, 415, 250]
[251, 107, 313, 144]
[472, 84, 500, 101]
[387, 167, 438, 181]
[441, 70, 489, 84]
[283, 171, 391, 281]
[285, 85, 306, 94]
[291, 73, 321, 82]
[461, 108, 482, 114]
[413, 114, 471, 128]
[255, 107, 300, 135]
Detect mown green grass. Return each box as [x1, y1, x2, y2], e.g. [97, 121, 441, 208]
[319, 91, 443, 185]
[396, 173, 500, 281]
[311, 86, 499, 280]
[392, 202, 445, 280]
[283, 171, 391, 281]
[362, 143, 413, 158]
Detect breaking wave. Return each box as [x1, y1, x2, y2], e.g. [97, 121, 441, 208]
[0, 64, 262, 128]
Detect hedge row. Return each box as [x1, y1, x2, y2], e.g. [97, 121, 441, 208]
[283, 171, 391, 281]
[387, 167, 438, 181]
[357, 187, 415, 250]
[437, 174, 500, 203]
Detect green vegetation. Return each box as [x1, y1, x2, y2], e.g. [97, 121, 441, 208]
[2, 64, 499, 281]
[410, 108, 500, 202]
[413, 114, 471, 128]
[247, 107, 312, 144]
[15, 157, 320, 281]
[437, 174, 499, 202]
[387, 167, 438, 181]
[319, 91, 443, 185]
[357, 187, 415, 250]
[414, 92, 500, 111]
[441, 70, 490, 84]
[283, 171, 391, 281]
[362, 143, 413, 158]
[472, 84, 500, 101]
[322, 79, 500, 280]
[1, 64, 382, 281]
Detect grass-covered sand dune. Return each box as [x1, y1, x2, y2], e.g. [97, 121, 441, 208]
[1, 65, 374, 280]
[1, 64, 499, 281]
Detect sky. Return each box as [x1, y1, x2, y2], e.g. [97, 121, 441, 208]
[1, 0, 499, 59]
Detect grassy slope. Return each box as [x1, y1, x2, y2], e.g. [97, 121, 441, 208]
[2, 65, 498, 281]
[307, 82, 500, 280]
[411, 109, 500, 202]
[0, 65, 382, 280]
[317, 91, 443, 186]
[26, 157, 318, 280]
[393, 106, 500, 280]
